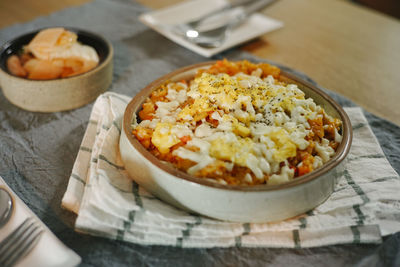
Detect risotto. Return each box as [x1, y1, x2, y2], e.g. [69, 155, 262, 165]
[132, 60, 342, 186]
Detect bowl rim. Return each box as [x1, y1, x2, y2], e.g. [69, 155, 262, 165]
[0, 26, 113, 82]
[122, 61, 353, 192]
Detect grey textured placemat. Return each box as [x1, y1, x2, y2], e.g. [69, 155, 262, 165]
[0, 0, 399, 266]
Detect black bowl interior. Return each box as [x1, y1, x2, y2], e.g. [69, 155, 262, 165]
[0, 27, 110, 78]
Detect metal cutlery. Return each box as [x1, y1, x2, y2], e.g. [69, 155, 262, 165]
[175, 0, 253, 33]
[0, 217, 43, 267]
[180, 0, 277, 48]
[0, 188, 13, 228]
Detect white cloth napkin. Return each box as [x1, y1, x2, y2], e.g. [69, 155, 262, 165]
[0, 176, 81, 267]
[62, 92, 400, 248]
[139, 0, 283, 58]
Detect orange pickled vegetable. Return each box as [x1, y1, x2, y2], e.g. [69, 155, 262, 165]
[6, 55, 27, 77]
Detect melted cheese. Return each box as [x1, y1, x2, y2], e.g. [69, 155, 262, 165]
[136, 68, 342, 185]
[315, 138, 335, 163]
[151, 123, 180, 154]
[268, 165, 295, 185]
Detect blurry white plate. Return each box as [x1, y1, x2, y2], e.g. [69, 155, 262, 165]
[139, 0, 283, 57]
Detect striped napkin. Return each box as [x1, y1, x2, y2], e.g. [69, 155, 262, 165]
[61, 92, 400, 248]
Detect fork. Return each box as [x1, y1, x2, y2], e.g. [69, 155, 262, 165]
[182, 0, 276, 48]
[176, 0, 253, 33]
[0, 217, 43, 267]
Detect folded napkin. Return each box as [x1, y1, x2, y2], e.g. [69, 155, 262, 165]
[0, 176, 81, 267]
[62, 92, 400, 248]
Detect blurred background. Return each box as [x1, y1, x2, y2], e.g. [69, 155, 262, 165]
[353, 0, 400, 19]
[0, 0, 399, 29]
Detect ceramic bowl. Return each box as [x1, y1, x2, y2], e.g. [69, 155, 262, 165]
[0, 28, 113, 112]
[119, 62, 352, 223]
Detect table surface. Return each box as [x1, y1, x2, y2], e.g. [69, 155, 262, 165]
[2, 0, 399, 126]
[1, 1, 400, 266]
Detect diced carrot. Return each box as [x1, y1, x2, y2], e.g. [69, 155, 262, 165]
[179, 136, 191, 144]
[298, 165, 311, 176]
[138, 102, 155, 121]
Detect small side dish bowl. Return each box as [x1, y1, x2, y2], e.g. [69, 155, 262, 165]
[0, 28, 113, 112]
[119, 61, 352, 223]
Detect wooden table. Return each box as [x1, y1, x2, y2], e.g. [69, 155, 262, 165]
[1, 0, 400, 126]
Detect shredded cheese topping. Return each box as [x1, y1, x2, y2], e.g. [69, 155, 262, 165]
[132, 60, 342, 186]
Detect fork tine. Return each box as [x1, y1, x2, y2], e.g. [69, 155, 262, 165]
[0, 217, 43, 267]
[0, 217, 33, 256]
[3, 226, 43, 267]
[0, 220, 37, 260]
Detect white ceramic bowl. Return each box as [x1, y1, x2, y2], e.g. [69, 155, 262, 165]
[119, 62, 352, 223]
[0, 28, 113, 112]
